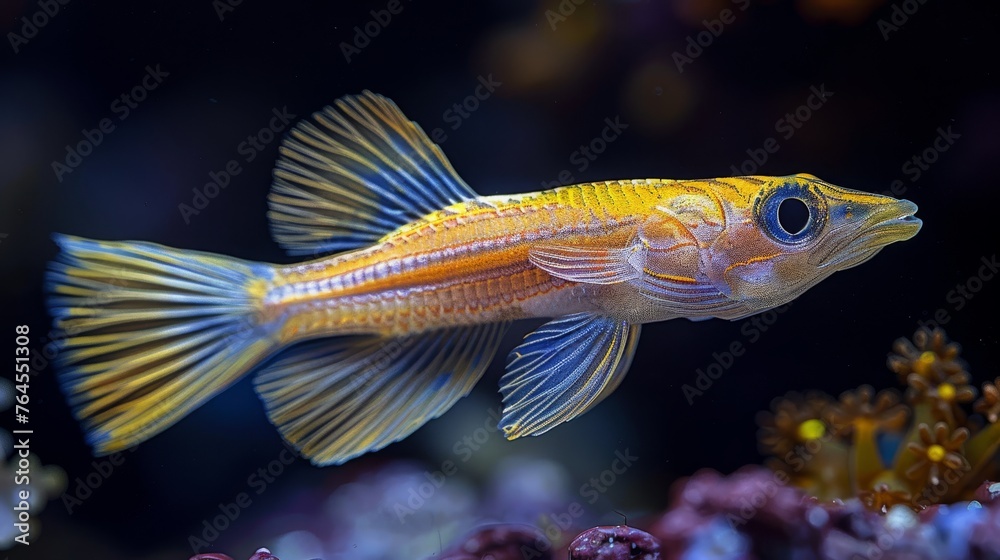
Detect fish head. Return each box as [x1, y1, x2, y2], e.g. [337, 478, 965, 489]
[703, 173, 922, 311]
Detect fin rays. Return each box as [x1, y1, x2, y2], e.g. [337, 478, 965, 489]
[255, 322, 508, 466]
[499, 313, 641, 439]
[46, 235, 278, 454]
[267, 91, 477, 256]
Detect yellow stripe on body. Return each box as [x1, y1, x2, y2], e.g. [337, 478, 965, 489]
[266, 180, 669, 340]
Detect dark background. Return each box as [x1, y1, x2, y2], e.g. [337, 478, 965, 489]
[1, 0, 998, 558]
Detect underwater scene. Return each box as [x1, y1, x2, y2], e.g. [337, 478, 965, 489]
[2, 1, 999, 558]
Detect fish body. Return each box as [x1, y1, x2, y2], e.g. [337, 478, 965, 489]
[47, 91, 921, 465]
[270, 176, 917, 336]
[271, 181, 665, 338]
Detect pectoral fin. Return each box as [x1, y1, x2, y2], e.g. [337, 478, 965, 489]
[499, 313, 640, 439]
[528, 244, 638, 284]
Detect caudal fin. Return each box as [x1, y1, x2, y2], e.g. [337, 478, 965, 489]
[46, 235, 280, 454]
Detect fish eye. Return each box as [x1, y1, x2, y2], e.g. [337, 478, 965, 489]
[777, 198, 809, 235]
[756, 183, 825, 245]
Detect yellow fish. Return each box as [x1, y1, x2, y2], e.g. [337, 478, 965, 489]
[47, 91, 922, 465]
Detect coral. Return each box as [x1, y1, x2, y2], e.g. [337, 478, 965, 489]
[757, 327, 1000, 511]
[975, 376, 1000, 423]
[217, 470, 1000, 560]
[624, 468, 1000, 559]
[887, 327, 965, 382]
[756, 391, 834, 456]
[191, 329, 1000, 559]
[905, 422, 970, 486]
[756, 391, 852, 500]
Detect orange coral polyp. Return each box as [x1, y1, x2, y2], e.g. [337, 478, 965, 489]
[759, 327, 996, 512]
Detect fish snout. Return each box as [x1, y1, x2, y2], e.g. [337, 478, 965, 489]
[857, 197, 922, 241]
[809, 196, 922, 268]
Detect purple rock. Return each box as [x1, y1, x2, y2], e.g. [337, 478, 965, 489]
[438, 523, 554, 560]
[568, 525, 661, 560]
[189, 548, 279, 560]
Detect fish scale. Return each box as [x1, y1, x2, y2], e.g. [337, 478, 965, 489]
[264, 182, 657, 339]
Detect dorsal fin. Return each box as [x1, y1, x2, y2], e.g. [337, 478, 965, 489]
[267, 91, 478, 256]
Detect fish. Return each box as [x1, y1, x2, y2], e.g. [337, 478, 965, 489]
[46, 90, 922, 465]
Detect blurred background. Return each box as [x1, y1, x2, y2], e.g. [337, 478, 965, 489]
[1, 0, 998, 558]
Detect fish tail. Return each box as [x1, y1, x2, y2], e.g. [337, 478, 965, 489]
[46, 234, 280, 454]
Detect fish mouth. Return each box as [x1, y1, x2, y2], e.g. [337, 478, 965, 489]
[811, 199, 922, 269]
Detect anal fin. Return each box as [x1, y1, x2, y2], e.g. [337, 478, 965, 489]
[254, 322, 508, 465]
